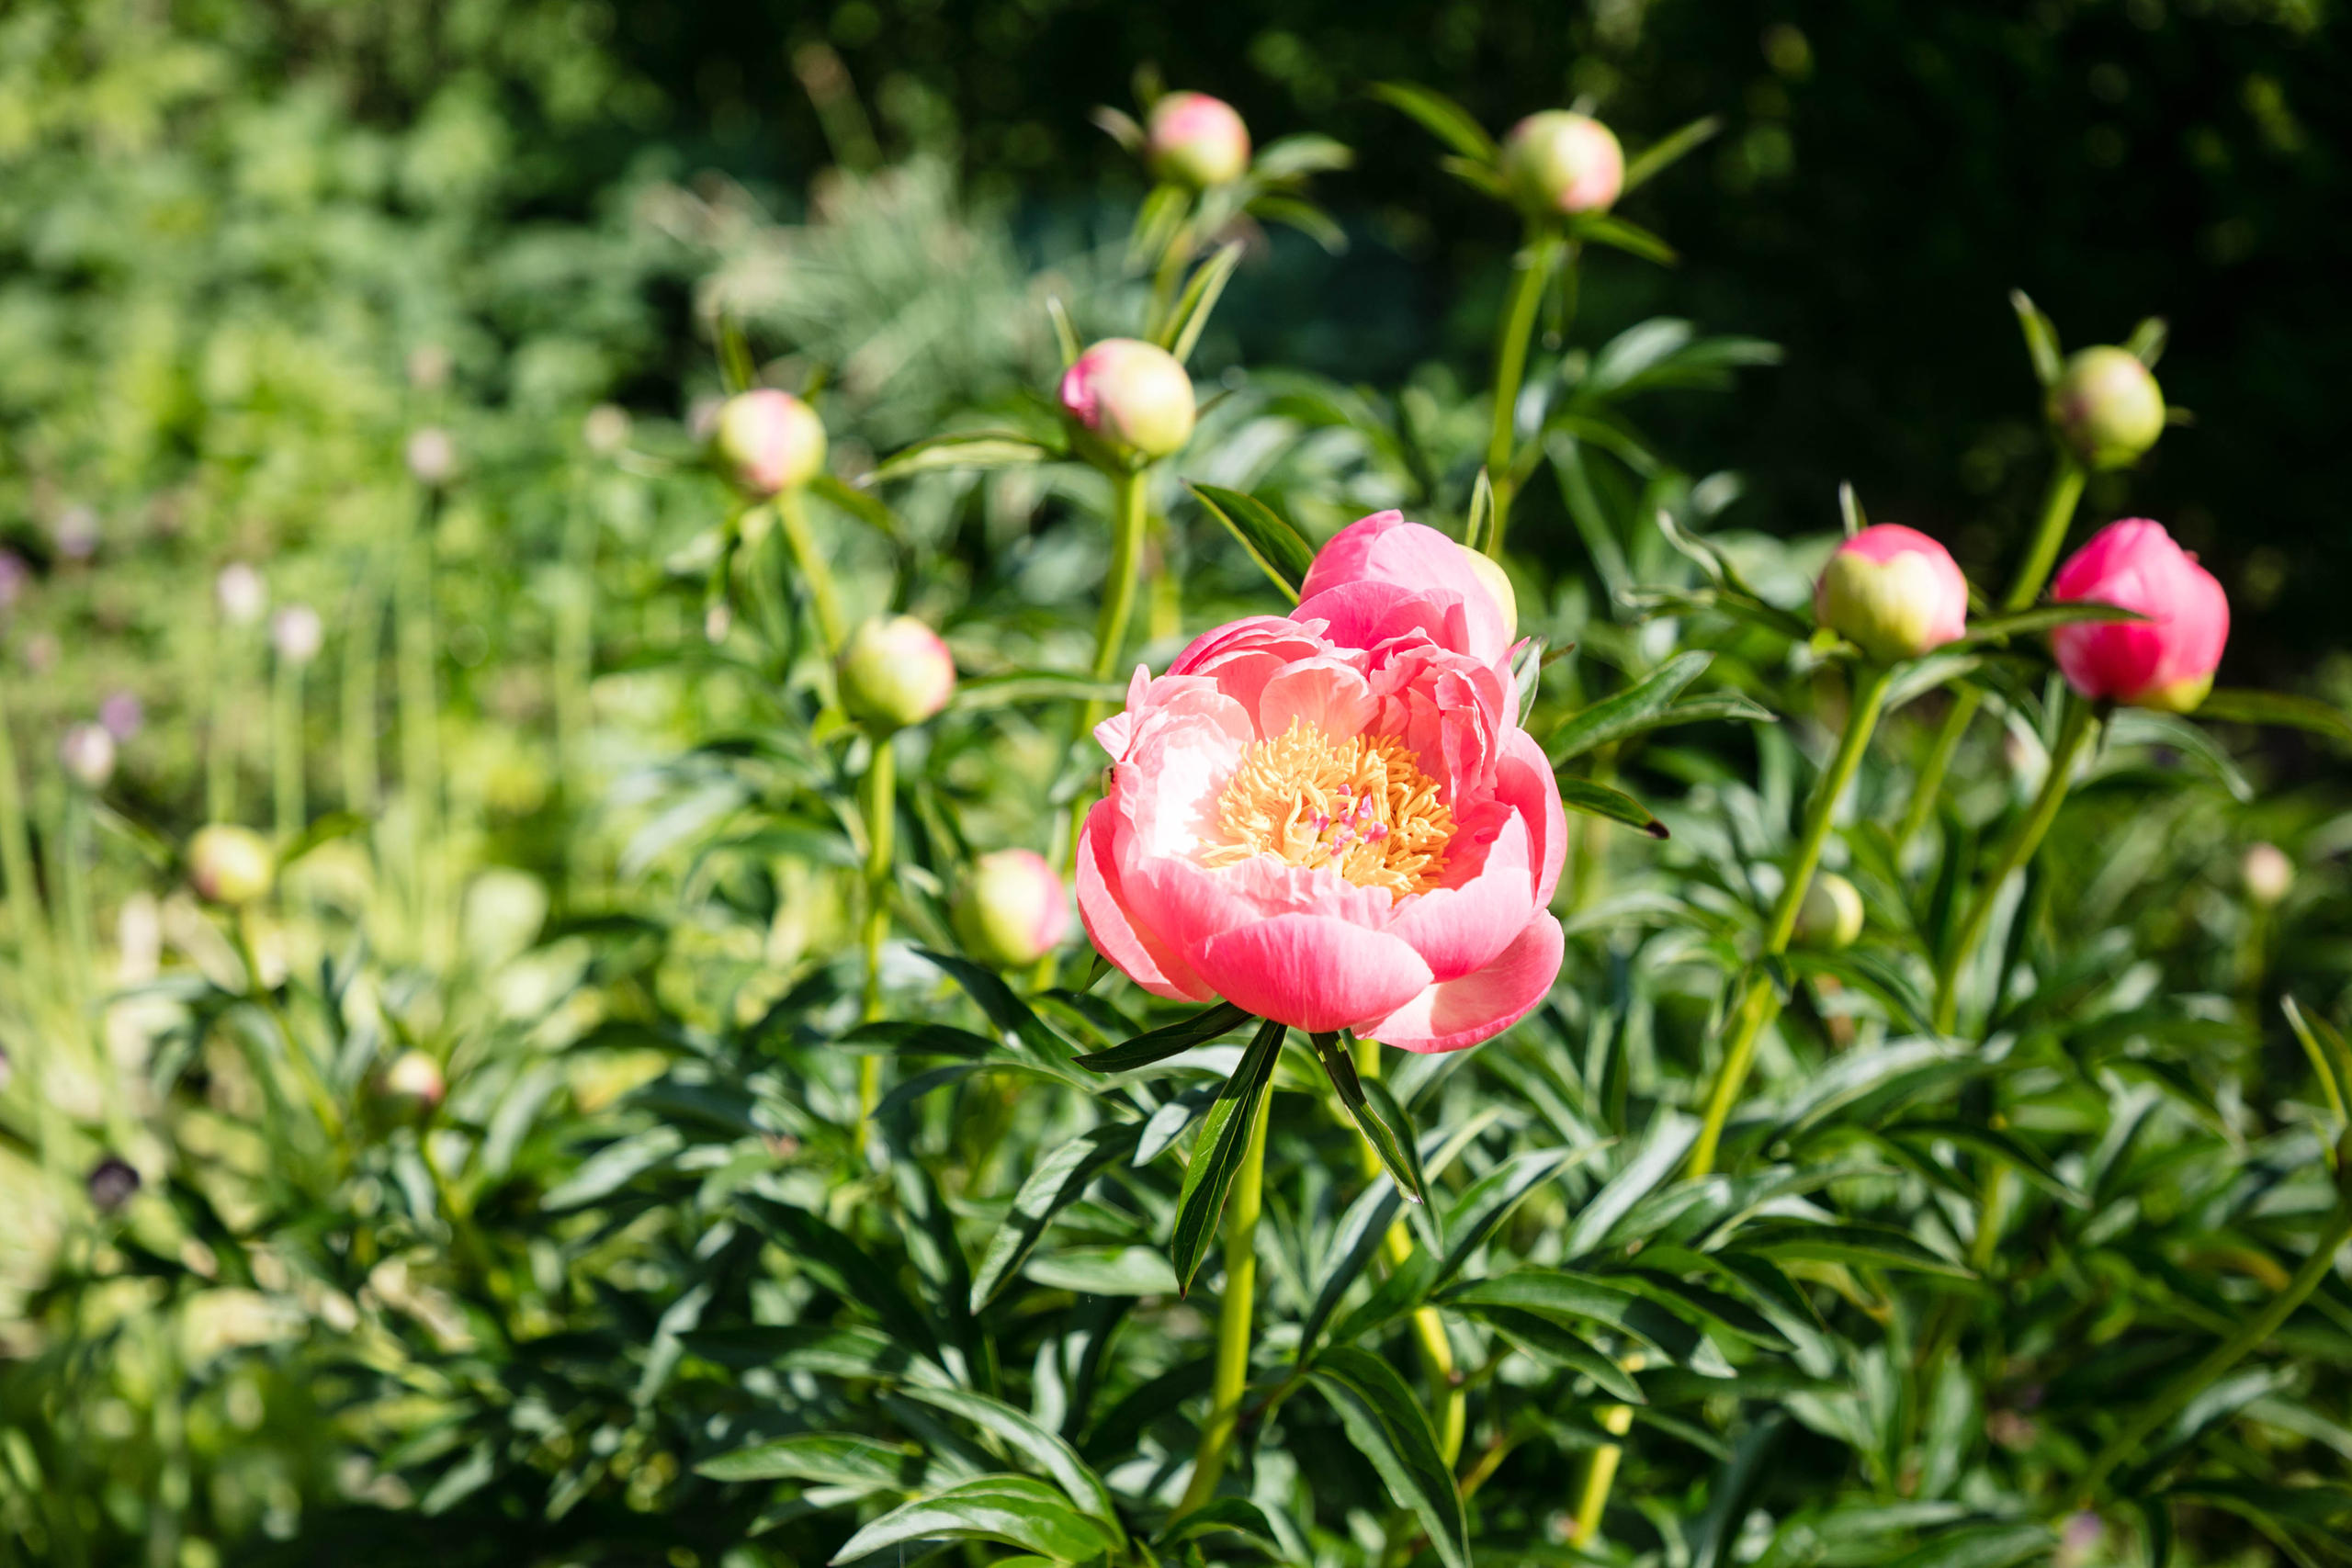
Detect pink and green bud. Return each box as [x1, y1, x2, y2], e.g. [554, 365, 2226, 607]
[953, 848, 1071, 969]
[376, 1049, 447, 1116]
[59, 723, 115, 790]
[838, 615, 957, 732]
[1794, 872, 1866, 949]
[2047, 347, 2165, 469]
[1813, 525, 1970, 661]
[1499, 111, 1625, 218]
[189, 824, 274, 906]
[1145, 92, 1251, 188]
[712, 389, 828, 497]
[2050, 519, 2228, 712]
[1059, 339, 1196, 462]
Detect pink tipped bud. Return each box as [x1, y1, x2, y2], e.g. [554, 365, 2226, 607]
[188, 824, 274, 906]
[953, 848, 1071, 969]
[712, 389, 827, 497]
[273, 604, 323, 665]
[838, 615, 957, 732]
[1058, 339, 1196, 462]
[216, 562, 267, 626]
[59, 724, 115, 790]
[2048, 347, 2165, 470]
[1145, 92, 1252, 188]
[376, 1049, 447, 1116]
[1793, 872, 1866, 949]
[405, 427, 457, 488]
[1813, 525, 1971, 660]
[2242, 841, 2294, 908]
[2050, 519, 2228, 712]
[1499, 111, 1625, 218]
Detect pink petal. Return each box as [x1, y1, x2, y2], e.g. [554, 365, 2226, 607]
[1257, 659, 1378, 741]
[1295, 580, 1471, 665]
[1385, 809, 1536, 981]
[1362, 913, 1565, 1053]
[1300, 512, 1510, 664]
[1188, 913, 1434, 1033]
[1074, 802, 1215, 1002]
[1495, 727, 1568, 908]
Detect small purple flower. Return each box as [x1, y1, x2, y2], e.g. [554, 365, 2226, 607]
[99, 690, 145, 741]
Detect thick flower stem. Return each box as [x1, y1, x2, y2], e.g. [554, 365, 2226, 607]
[2074, 1193, 2352, 1507]
[1570, 1371, 1642, 1547]
[1177, 1084, 1272, 1515]
[1931, 696, 2099, 1034]
[1092, 467, 1151, 690]
[774, 488, 848, 658]
[1689, 663, 1894, 1179]
[857, 736, 896, 1123]
[1895, 456, 2086, 851]
[1485, 226, 1563, 559]
[1354, 1036, 1464, 1466]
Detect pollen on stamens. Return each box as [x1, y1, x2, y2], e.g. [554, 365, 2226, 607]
[1199, 718, 1457, 899]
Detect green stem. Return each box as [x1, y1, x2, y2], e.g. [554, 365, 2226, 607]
[273, 656, 305, 842]
[2074, 1194, 2352, 1506]
[1092, 467, 1151, 688]
[341, 566, 381, 816]
[557, 472, 598, 811]
[1178, 1084, 1272, 1515]
[1571, 1362, 1643, 1546]
[207, 621, 243, 823]
[1894, 457, 2085, 851]
[1148, 212, 1195, 342]
[857, 736, 896, 1122]
[398, 499, 442, 960]
[1690, 664, 1895, 1178]
[54, 788, 92, 1024]
[0, 680, 45, 968]
[1486, 226, 1561, 558]
[774, 488, 849, 658]
[1931, 696, 2099, 1034]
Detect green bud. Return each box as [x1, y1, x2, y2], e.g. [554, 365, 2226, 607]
[1794, 872, 1865, 949]
[189, 825, 273, 906]
[2047, 347, 2165, 469]
[838, 615, 956, 732]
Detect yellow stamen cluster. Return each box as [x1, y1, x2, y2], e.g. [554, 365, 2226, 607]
[1201, 719, 1455, 899]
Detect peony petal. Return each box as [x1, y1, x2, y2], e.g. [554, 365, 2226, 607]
[1385, 810, 1535, 981]
[1295, 580, 1470, 665]
[1299, 512, 1510, 664]
[1257, 658, 1378, 742]
[1074, 802, 1215, 1002]
[1495, 727, 1568, 908]
[1188, 913, 1433, 1033]
[1362, 913, 1565, 1053]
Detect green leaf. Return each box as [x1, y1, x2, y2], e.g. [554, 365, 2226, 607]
[1371, 82, 1497, 165]
[1299, 1177, 1404, 1356]
[1154, 1495, 1283, 1551]
[1250, 193, 1348, 254]
[2011, 288, 2064, 387]
[1621, 113, 1724, 193]
[1169, 1016, 1285, 1293]
[1191, 483, 1313, 603]
[1312, 1031, 1427, 1204]
[834, 1021, 999, 1058]
[2163, 1481, 2352, 1529]
[1160, 240, 1245, 364]
[950, 671, 1133, 712]
[1556, 775, 1669, 838]
[1022, 1246, 1180, 1296]
[695, 1433, 925, 1489]
[276, 810, 367, 868]
[1565, 1113, 1696, 1257]
[827, 1474, 1117, 1565]
[2284, 995, 2352, 1132]
[1435, 1146, 1585, 1287]
[1469, 1306, 1646, 1403]
[1887, 1120, 2087, 1207]
[2196, 687, 2352, 748]
[915, 949, 1078, 1066]
[540, 1126, 684, 1211]
[1090, 104, 1144, 153]
[1548, 651, 1713, 762]
[1885, 1522, 2056, 1568]
[678, 1325, 947, 1386]
[810, 473, 905, 541]
[869, 431, 1061, 483]
[896, 1386, 1123, 1536]
[1439, 154, 1509, 199]
[1732, 1221, 1973, 1278]
[970, 1122, 1142, 1310]
[1954, 599, 2146, 646]
[1440, 1269, 1724, 1372]
[2125, 314, 2169, 367]
[1250, 133, 1353, 181]
[1575, 213, 1678, 265]
[1308, 1347, 1470, 1568]
[1075, 1000, 1250, 1073]
[739, 1198, 944, 1361]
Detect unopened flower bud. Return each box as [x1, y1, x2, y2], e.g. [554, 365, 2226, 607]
[954, 849, 1070, 969]
[406, 427, 457, 488]
[376, 1049, 447, 1117]
[189, 824, 274, 906]
[59, 724, 115, 790]
[1814, 525, 1971, 661]
[712, 389, 827, 497]
[583, 402, 631, 457]
[2047, 347, 2165, 470]
[2242, 841, 2294, 908]
[2051, 519, 2227, 712]
[1499, 111, 1625, 218]
[100, 690, 144, 741]
[1058, 339, 1195, 462]
[1460, 547, 1519, 643]
[216, 562, 267, 626]
[1145, 92, 1251, 188]
[87, 1155, 141, 1213]
[273, 605, 323, 665]
[838, 615, 956, 732]
[1794, 872, 1866, 949]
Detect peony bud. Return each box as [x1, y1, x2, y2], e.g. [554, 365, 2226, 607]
[712, 389, 827, 497]
[1499, 111, 1625, 218]
[953, 848, 1070, 969]
[99, 690, 144, 741]
[1813, 525, 1971, 661]
[273, 604, 323, 665]
[2242, 841, 2294, 908]
[86, 1155, 141, 1213]
[189, 824, 274, 906]
[838, 615, 956, 732]
[2047, 347, 2165, 470]
[376, 1049, 447, 1117]
[2050, 519, 2228, 712]
[1793, 872, 1866, 949]
[405, 426, 457, 488]
[216, 562, 267, 626]
[58, 724, 115, 790]
[1145, 92, 1252, 188]
[1058, 339, 1195, 462]
[1459, 547, 1519, 644]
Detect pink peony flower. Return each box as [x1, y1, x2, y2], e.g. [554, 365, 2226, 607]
[1813, 524, 1970, 661]
[1076, 512, 1566, 1053]
[1145, 92, 1251, 188]
[2050, 519, 2228, 712]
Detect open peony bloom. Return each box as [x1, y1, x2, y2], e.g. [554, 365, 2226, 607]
[2050, 519, 2228, 712]
[1813, 524, 1970, 661]
[1077, 511, 1566, 1053]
